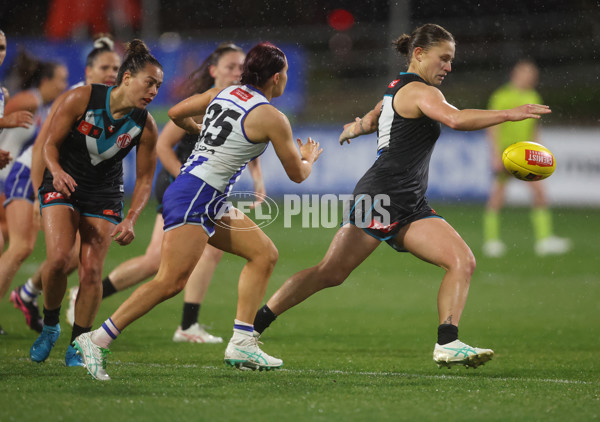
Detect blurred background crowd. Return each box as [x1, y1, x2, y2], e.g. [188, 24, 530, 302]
[1, 0, 598, 125]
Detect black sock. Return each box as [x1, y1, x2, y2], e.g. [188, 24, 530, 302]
[181, 303, 200, 330]
[437, 324, 459, 345]
[253, 304, 277, 334]
[102, 276, 117, 299]
[70, 323, 92, 344]
[43, 306, 61, 326]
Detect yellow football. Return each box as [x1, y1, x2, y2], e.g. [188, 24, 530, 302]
[502, 141, 556, 181]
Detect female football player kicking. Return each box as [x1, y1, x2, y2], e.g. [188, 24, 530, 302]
[253, 23, 551, 369]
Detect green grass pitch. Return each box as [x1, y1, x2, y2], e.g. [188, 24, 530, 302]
[1, 203, 599, 421]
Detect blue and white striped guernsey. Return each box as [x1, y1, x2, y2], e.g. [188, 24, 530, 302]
[181, 85, 270, 193]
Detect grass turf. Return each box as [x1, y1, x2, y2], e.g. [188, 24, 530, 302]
[0, 203, 598, 421]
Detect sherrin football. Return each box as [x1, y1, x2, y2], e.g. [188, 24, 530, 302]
[502, 141, 556, 181]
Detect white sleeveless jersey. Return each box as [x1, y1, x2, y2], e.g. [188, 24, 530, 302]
[0, 89, 45, 178]
[182, 85, 269, 193]
[16, 144, 33, 166]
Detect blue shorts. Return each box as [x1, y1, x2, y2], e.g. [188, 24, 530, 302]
[162, 172, 231, 236]
[4, 162, 34, 206]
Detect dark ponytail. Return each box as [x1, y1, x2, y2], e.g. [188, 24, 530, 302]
[182, 42, 243, 97]
[116, 39, 162, 85]
[14, 49, 60, 90]
[240, 42, 286, 87]
[392, 23, 454, 62]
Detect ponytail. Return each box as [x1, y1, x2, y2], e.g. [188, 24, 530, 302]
[116, 39, 162, 85]
[86, 33, 116, 67]
[240, 42, 286, 87]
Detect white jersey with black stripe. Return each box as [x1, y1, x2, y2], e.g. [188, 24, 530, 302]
[181, 85, 269, 193]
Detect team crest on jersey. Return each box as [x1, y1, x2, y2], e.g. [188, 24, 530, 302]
[231, 88, 253, 102]
[388, 79, 400, 88]
[116, 133, 132, 149]
[77, 121, 103, 139]
[108, 125, 115, 133]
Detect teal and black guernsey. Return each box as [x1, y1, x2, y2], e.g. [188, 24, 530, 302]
[353, 73, 441, 213]
[43, 84, 148, 198]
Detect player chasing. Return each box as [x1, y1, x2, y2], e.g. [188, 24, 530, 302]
[29, 39, 162, 366]
[74, 42, 322, 380]
[9, 35, 121, 342]
[252, 24, 551, 369]
[65, 42, 264, 345]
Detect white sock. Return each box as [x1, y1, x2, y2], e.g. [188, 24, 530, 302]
[91, 318, 121, 348]
[232, 319, 254, 338]
[20, 278, 41, 303]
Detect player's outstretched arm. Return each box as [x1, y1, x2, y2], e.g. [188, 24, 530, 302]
[339, 100, 383, 145]
[416, 84, 551, 131]
[246, 105, 322, 183]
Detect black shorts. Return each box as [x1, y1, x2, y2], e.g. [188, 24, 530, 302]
[38, 183, 123, 224]
[154, 168, 175, 214]
[344, 193, 443, 252]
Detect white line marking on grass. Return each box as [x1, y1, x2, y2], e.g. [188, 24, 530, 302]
[110, 361, 595, 385]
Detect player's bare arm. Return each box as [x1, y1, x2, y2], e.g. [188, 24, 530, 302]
[112, 113, 158, 246]
[42, 85, 91, 197]
[246, 105, 322, 183]
[339, 99, 383, 145]
[415, 84, 550, 131]
[168, 88, 220, 134]
[156, 120, 187, 177]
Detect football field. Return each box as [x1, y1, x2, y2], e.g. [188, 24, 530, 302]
[1, 203, 599, 421]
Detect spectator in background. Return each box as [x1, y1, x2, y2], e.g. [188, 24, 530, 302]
[482, 60, 571, 257]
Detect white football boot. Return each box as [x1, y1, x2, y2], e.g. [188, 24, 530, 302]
[173, 323, 223, 343]
[224, 332, 283, 371]
[433, 339, 494, 369]
[482, 240, 506, 258]
[73, 332, 111, 381]
[535, 236, 572, 256]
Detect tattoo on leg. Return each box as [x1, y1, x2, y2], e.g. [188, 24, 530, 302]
[443, 315, 453, 325]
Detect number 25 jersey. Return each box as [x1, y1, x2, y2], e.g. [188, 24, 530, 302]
[181, 85, 269, 193]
